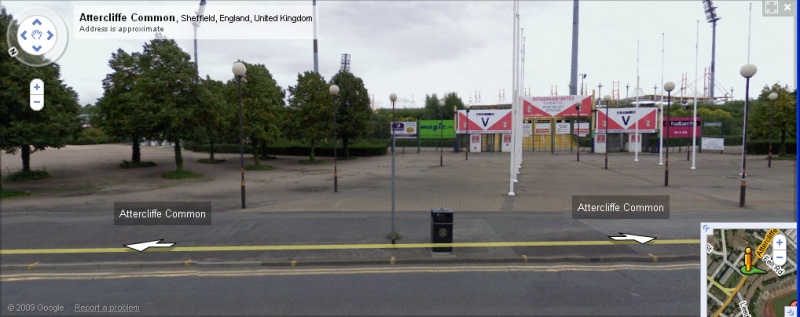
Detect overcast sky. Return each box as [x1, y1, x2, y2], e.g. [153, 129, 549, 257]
[3, 0, 796, 109]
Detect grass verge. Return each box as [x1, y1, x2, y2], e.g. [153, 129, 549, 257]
[2, 170, 51, 182]
[245, 165, 274, 171]
[120, 160, 157, 168]
[1, 188, 31, 198]
[162, 170, 202, 179]
[198, 158, 227, 164]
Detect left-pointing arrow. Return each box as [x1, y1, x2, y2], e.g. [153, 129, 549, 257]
[608, 233, 656, 244]
[20, 31, 27, 40]
[125, 239, 176, 252]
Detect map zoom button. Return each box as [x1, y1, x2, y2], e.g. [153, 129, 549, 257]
[773, 250, 787, 266]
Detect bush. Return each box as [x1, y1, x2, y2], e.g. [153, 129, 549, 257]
[2, 170, 51, 182]
[69, 127, 121, 145]
[0, 189, 31, 198]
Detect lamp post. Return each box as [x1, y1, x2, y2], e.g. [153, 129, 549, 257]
[579, 74, 586, 95]
[603, 95, 611, 170]
[625, 83, 630, 99]
[465, 105, 470, 160]
[739, 64, 757, 207]
[329, 84, 340, 192]
[598, 83, 603, 100]
[232, 61, 247, 209]
[575, 101, 581, 162]
[664, 81, 675, 186]
[439, 99, 445, 167]
[389, 93, 397, 243]
[768, 92, 777, 168]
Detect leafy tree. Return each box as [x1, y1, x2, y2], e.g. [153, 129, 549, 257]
[330, 71, 371, 158]
[423, 94, 443, 120]
[425, 92, 465, 120]
[0, 8, 81, 172]
[193, 75, 232, 161]
[225, 61, 285, 166]
[136, 38, 200, 173]
[287, 71, 333, 161]
[96, 49, 160, 163]
[751, 83, 796, 155]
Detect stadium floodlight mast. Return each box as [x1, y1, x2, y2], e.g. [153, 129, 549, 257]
[663, 81, 675, 187]
[232, 61, 247, 209]
[389, 93, 398, 243]
[329, 84, 340, 192]
[703, 0, 720, 101]
[739, 64, 757, 207]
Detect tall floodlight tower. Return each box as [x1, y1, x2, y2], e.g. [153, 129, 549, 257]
[192, 0, 207, 78]
[568, 0, 579, 95]
[703, 0, 720, 101]
[340, 53, 350, 72]
[313, 0, 319, 73]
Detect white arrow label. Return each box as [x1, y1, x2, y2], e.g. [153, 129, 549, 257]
[608, 233, 656, 244]
[125, 239, 176, 252]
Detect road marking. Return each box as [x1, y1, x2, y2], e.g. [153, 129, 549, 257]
[390, 257, 396, 265]
[0, 239, 700, 255]
[290, 260, 297, 267]
[26, 262, 39, 270]
[1, 263, 699, 282]
[648, 253, 658, 262]
[184, 260, 191, 267]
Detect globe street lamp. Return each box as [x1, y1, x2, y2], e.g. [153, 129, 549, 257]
[439, 99, 445, 167]
[603, 95, 611, 170]
[739, 64, 757, 207]
[768, 91, 778, 168]
[329, 84, 340, 192]
[389, 93, 398, 243]
[232, 61, 247, 209]
[663, 81, 675, 186]
[575, 101, 581, 162]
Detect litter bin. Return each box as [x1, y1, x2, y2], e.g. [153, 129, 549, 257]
[431, 208, 453, 252]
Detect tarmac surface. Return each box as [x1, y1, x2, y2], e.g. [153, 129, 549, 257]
[0, 144, 796, 269]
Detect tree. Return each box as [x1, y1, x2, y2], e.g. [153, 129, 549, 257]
[96, 49, 160, 164]
[0, 8, 81, 173]
[330, 71, 371, 158]
[424, 92, 465, 120]
[193, 75, 232, 161]
[136, 38, 200, 173]
[225, 61, 285, 166]
[751, 83, 796, 156]
[287, 71, 333, 161]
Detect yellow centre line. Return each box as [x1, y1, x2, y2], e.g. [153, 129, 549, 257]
[0, 239, 700, 255]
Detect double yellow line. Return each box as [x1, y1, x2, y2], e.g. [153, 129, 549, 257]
[0, 239, 700, 255]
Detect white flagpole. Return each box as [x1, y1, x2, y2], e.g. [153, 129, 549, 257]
[659, 33, 664, 165]
[509, 0, 518, 195]
[692, 20, 699, 169]
[635, 40, 640, 162]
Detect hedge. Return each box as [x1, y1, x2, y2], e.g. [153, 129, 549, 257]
[184, 140, 388, 157]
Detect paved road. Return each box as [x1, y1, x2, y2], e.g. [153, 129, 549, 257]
[1, 210, 791, 266]
[1, 263, 699, 316]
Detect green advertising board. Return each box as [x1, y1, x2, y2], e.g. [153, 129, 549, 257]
[419, 120, 455, 139]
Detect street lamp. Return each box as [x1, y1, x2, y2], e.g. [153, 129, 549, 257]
[603, 95, 611, 170]
[739, 64, 757, 207]
[439, 99, 445, 167]
[579, 74, 587, 95]
[664, 81, 675, 186]
[232, 61, 247, 209]
[768, 92, 778, 168]
[389, 93, 397, 243]
[575, 101, 581, 162]
[329, 84, 340, 192]
[465, 104, 470, 160]
[598, 83, 603, 99]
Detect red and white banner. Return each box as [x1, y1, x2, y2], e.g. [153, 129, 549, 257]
[664, 117, 702, 138]
[594, 107, 658, 133]
[522, 95, 592, 117]
[457, 109, 512, 134]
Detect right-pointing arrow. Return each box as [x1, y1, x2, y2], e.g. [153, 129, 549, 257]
[47, 31, 54, 40]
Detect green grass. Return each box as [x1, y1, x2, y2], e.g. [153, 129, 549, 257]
[244, 165, 274, 171]
[772, 154, 796, 160]
[1, 188, 31, 198]
[2, 170, 51, 182]
[298, 159, 326, 164]
[769, 291, 796, 316]
[162, 170, 202, 179]
[197, 158, 227, 164]
[387, 231, 401, 240]
[120, 160, 157, 168]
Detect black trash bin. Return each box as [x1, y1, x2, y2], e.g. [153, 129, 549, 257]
[431, 208, 453, 252]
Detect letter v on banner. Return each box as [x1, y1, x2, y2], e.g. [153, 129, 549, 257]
[481, 117, 490, 126]
[621, 116, 631, 125]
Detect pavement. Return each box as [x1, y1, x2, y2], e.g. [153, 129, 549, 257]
[0, 144, 796, 270]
